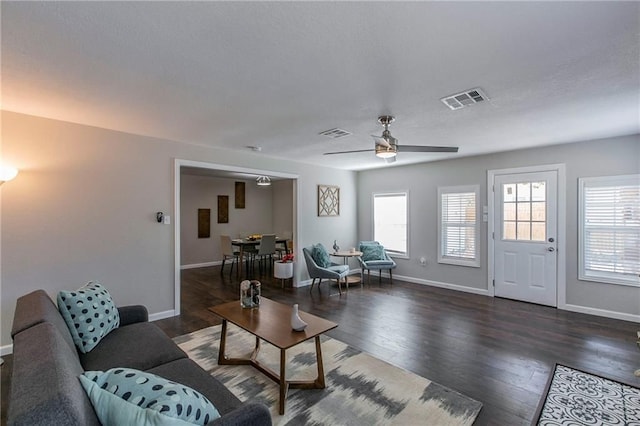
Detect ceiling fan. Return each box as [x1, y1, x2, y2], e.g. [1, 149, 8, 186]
[323, 115, 458, 162]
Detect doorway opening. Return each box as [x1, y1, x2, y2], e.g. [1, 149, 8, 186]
[173, 159, 299, 315]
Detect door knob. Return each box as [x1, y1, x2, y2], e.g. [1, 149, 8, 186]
[548, 237, 554, 242]
[548, 247, 555, 252]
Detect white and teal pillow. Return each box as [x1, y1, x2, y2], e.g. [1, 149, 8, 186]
[311, 244, 331, 268]
[80, 368, 220, 426]
[57, 281, 120, 353]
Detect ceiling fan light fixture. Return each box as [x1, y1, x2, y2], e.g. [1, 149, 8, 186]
[375, 144, 397, 159]
[256, 175, 271, 186]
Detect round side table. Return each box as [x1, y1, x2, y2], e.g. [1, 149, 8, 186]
[331, 250, 364, 286]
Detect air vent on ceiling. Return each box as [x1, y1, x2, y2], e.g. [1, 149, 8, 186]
[440, 88, 488, 110]
[319, 128, 351, 139]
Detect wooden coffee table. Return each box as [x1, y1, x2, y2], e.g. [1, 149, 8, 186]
[209, 298, 338, 414]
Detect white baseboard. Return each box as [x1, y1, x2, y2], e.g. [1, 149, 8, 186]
[149, 309, 176, 322]
[561, 303, 640, 323]
[181, 261, 220, 270]
[392, 274, 490, 296]
[1, 343, 13, 356]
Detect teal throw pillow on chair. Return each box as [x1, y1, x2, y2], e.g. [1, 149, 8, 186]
[361, 244, 385, 262]
[57, 281, 120, 353]
[311, 243, 331, 267]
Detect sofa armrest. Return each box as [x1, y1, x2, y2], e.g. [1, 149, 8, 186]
[117, 305, 148, 325]
[207, 402, 272, 426]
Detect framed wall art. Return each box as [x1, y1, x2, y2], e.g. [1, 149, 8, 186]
[198, 208, 211, 238]
[235, 181, 245, 209]
[318, 185, 340, 216]
[217, 195, 229, 223]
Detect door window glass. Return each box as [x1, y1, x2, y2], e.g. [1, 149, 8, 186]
[503, 181, 546, 241]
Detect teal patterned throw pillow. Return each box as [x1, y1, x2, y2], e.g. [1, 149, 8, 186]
[57, 281, 120, 353]
[80, 368, 220, 426]
[361, 244, 385, 262]
[311, 243, 331, 268]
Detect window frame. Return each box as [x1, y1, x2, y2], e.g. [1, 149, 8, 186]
[372, 191, 409, 258]
[578, 174, 640, 287]
[437, 184, 481, 268]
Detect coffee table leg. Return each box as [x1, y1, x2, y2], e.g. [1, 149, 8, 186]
[218, 320, 228, 364]
[315, 336, 326, 388]
[279, 348, 287, 415]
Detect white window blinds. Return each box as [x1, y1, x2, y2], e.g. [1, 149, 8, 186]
[438, 185, 480, 267]
[579, 174, 640, 286]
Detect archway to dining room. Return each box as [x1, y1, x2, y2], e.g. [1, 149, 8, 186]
[173, 159, 299, 316]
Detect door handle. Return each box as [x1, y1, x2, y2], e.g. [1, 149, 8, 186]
[547, 247, 555, 252]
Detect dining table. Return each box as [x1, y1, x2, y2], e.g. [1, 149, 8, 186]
[232, 236, 289, 278]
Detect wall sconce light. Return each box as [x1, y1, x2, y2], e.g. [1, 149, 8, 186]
[256, 176, 271, 186]
[0, 165, 18, 185]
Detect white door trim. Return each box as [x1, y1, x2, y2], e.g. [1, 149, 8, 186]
[173, 159, 299, 315]
[487, 163, 566, 307]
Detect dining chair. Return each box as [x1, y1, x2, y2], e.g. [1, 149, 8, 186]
[220, 235, 240, 276]
[255, 234, 276, 275]
[357, 241, 397, 285]
[275, 231, 292, 259]
[302, 245, 349, 295]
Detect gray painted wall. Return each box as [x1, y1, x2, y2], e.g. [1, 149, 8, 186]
[358, 134, 639, 319]
[0, 111, 358, 350]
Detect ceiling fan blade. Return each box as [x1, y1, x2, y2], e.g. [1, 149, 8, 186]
[323, 149, 375, 155]
[397, 145, 459, 153]
[371, 135, 390, 147]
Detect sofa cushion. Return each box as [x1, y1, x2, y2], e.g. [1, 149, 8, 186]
[80, 321, 187, 372]
[361, 244, 385, 262]
[311, 243, 331, 267]
[7, 322, 101, 426]
[11, 289, 77, 354]
[80, 368, 220, 425]
[57, 282, 121, 353]
[146, 358, 241, 416]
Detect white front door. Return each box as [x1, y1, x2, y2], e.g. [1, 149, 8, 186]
[493, 170, 558, 306]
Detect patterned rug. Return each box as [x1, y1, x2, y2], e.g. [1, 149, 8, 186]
[534, 364, 640, 425]
[174, 324, 482, 425]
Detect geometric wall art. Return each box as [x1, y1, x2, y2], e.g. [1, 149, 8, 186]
[317, 185, 340, 216]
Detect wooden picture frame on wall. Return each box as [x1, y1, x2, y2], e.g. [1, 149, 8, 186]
[218, 195, 229, 223]
[317, 185, 340, 216]
[235, 181, 245, 209]
[198, 208, 211, 238]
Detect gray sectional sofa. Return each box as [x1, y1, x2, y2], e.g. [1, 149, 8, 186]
[7, 289, 271, 426]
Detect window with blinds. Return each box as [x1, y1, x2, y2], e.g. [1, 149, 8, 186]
[437, 185, 480, 267]
[579, 174, 640, 286]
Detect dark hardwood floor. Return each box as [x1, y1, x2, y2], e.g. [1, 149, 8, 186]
[2, 266, 638, 425]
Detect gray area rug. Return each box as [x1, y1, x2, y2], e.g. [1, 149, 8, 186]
[535, 364, 640, 425]
[174, 324, 482, 425]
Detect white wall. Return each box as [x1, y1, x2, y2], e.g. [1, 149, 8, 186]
[0, 111, 358, 351]
[358, 134, 640, 320]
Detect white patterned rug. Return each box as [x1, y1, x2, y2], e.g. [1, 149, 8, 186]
[174, 324, 482, 425]
[535, 364, 640, 425]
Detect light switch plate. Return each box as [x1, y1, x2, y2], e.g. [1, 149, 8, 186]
[163, 215, 171, 224]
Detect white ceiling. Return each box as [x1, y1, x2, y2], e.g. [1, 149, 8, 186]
[2, 2, 638, 171]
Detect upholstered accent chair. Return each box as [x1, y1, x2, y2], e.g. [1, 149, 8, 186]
[357, 241, 397, 285]
[302, 245, 349, 295]
[220, 235, 240, 276]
